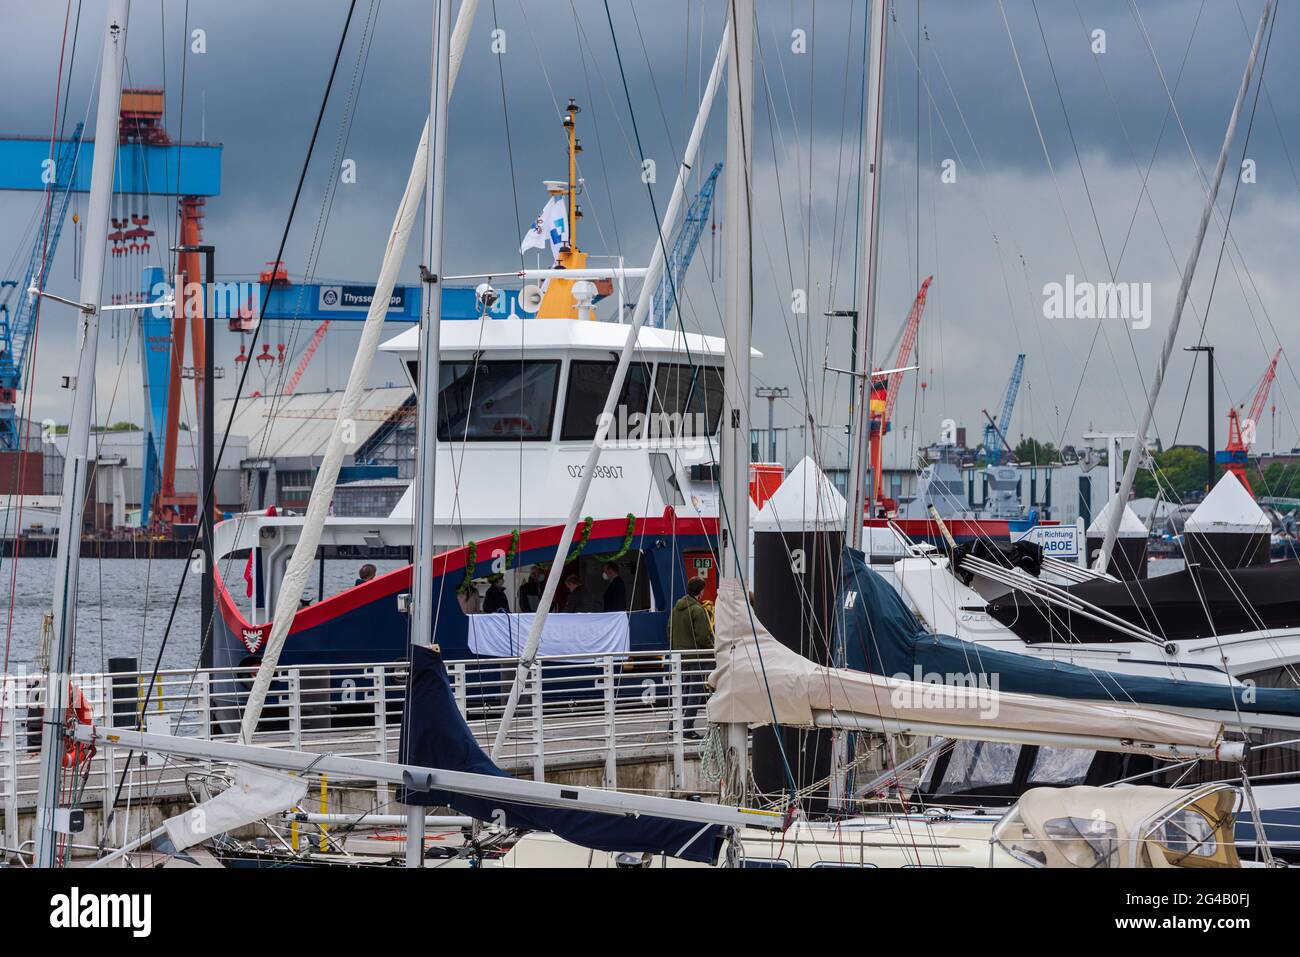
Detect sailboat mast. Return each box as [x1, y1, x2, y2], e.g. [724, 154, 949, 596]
[719, 0, 754, 801]
[720, 0, 753, 584]
[33, 0, 130, 869]
[1097, 0, 1273, 572]
[846, 0, 887, 549]
[405, 0, 453, 868]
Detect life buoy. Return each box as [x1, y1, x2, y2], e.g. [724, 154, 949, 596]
[61, 683, 95, 769]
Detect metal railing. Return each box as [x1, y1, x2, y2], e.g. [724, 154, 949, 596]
[0, 649, 715, 852]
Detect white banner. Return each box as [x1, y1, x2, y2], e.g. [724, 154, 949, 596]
[467, 611, 630, 659]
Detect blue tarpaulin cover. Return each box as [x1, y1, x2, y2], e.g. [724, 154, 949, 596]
[396, 644, 726, 864]
[835, 546, 1300, 718]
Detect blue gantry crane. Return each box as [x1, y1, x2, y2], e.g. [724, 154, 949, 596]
[0, 123, 83, 451]
[651, 162, 721, 329]
[983, 353, 1025, 466]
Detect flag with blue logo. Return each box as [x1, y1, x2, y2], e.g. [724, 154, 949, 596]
[520, 196, 568, 261]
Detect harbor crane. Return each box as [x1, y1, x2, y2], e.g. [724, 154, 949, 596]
[0, 124, 82, 454]
[651, 162, 722, 329]
[983, 353, 1025, 466]
[1218, 347, 1282, 496]
[868, 276, 932, 513]
[0, 89, 222, 521]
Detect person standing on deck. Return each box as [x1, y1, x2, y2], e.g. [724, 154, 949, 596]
[518, 567, 546, 612]
[668, 577, 712, 650]
[601, 561, 628, 612]
[484, 575, 510, 614]
[668, 577, 713, 738]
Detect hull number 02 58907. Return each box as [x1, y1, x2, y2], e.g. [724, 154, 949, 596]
[567, 464, 624, 479]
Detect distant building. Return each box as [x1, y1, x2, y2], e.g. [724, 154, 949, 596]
[46, 428, 248, 531]
[0, 417, 48, 496]
[218, 387, 414, 513]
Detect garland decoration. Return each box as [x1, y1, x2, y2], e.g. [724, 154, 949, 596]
[566, 516, 595, 563]
[502, 529, 520, 573]
[595, 514, 637, 562]
[458, 540, 478, 595]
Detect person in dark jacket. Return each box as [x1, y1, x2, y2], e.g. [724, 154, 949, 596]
[601, 561, 628, 612]
[554, 573, 585, 613]
[483, 575, 510, 614]
[517, 567, 546, 612]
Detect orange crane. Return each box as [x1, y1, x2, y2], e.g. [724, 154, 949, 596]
[869, 275, 932, 514]
[1218, 347, 1282, 495]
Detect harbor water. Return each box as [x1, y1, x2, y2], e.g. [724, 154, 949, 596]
[0, 556, 407, 673]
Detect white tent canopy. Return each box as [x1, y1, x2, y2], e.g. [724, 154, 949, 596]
[1087, 496, 1147, 538]
[1185, 471, 1270, 535]
[753, 456, 846, 531]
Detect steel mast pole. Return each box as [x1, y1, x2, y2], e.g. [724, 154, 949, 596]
[406, 0, 453, 869]
[846, 0, 887, 550]
[34, 0, 130, 869]
[1098, 0, 1273, 572]
[719, 0, 755, 803]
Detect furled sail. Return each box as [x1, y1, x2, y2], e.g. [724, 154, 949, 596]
[397, 645, 727, 865]
[836, 546, 1300, 719]
[707, 578, 1235, 757]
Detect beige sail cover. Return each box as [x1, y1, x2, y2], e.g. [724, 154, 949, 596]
[706, 579, 1224, 750]
[1015, 785, 1239, 868]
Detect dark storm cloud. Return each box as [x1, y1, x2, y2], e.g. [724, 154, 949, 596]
[1, 1, 1296, 452]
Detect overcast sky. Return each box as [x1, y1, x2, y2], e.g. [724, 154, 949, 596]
[2, 0, 1297, 470]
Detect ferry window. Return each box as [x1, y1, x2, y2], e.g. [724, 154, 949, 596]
[560, 360, 652, 441]
[652, 363, 724, 435]
[437, 360, 560, 442]
[650, 453, 685, 507]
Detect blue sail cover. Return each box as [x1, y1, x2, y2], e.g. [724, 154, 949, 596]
[835, 546, 1300, 718]
[396, 645, 726, 864]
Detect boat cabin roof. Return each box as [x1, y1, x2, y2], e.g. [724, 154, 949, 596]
[379, 316, 759, 361]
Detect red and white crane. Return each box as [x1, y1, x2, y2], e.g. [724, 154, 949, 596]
[868, 275, 932, 513]
[1219, 347, 1282, 495]
[283, 320, 330, 396]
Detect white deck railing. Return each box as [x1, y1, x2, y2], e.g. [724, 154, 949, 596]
[0, 649, 715, 854]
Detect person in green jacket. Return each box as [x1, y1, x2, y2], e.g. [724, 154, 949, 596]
[669, 577, 713, 738]
[668, 577, 713, 650]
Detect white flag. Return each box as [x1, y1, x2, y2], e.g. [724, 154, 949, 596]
[520, 209, 548, 254]
[540, 195, 568, 258]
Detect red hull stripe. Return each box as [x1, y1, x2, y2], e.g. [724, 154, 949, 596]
[215, 513, 719, 644]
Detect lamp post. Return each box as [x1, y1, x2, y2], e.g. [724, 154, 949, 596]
[1185, 344, 1215, 493]
[755, 385, 788, 462]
